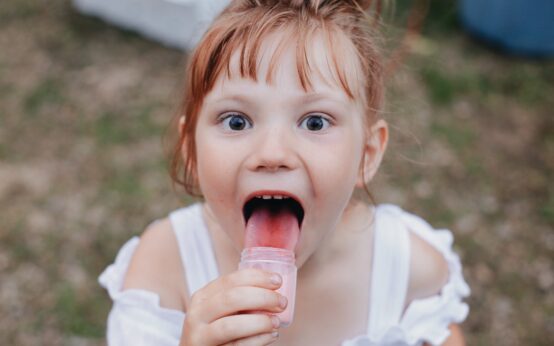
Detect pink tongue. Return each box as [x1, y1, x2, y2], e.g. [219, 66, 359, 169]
[244, 207, 300, 251]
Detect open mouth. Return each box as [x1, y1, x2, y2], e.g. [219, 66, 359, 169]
[243, 196, 304, 227]
[242, 195, 305, 250]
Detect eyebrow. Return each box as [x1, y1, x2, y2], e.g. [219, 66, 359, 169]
[210, 91, 349, 107]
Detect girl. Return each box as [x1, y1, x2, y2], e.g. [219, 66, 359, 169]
[99, 0, 470, 345]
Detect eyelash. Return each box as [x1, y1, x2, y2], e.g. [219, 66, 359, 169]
[219, 113, 253, 131]
[300, 114, 332, 131]
[218, 112, 333, 131]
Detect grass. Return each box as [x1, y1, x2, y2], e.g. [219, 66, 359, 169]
[0, 143, 6, 160]
[497, 65, 554, 105]
[392, 0, 460, 36]
[540, 190, 554, 223]
[92, 105, 164, 146]
[430, 120, 475, 152]
[0, 0, 40, 26]
[4, 220, 36, 265]
[103, 172, 147, 199]
[423, 0, 460, 35]
[55, 284, 106, 338]
[421, 65, 492, 106]
[23, 78, 65, 116]
[420, 50, 554, 107]
[94, 111, 134, 145]
[1, 0, 554, 344]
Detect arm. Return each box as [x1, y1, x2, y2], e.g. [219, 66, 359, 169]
[407, 232, 467, 346]
[423, 324, 465, 346]
[442, 324, 465, 346]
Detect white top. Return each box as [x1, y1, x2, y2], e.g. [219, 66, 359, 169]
[99, 203, 470, 345]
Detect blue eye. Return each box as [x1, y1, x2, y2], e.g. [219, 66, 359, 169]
[300, 115, 330, 131]
[221, 113, 252, 131]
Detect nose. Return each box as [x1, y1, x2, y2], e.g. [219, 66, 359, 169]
[247, 126, 298, 173]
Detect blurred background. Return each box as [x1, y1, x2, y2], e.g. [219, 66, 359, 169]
[0, 0, 553, 345]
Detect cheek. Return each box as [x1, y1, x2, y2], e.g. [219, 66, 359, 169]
[194, 133, 235, 196]
[308, 132, 363, 195]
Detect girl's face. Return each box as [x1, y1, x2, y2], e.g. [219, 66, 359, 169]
[193, 32, 372, 267]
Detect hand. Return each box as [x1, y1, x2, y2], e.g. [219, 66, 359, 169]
[179, 268, 287, 346]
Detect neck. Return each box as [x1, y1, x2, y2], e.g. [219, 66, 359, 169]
[297, 199, 375, 280]
[201, 203, 242, 275]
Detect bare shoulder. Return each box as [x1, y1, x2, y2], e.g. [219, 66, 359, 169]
[122, 218, 189, 311]
[406, 231, 449, 304]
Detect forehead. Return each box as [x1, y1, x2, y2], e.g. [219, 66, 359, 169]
[212, 28, 365, 102]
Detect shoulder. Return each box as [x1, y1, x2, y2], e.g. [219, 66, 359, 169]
[406, 230, 450, 304]
[122, 218, 189, 311]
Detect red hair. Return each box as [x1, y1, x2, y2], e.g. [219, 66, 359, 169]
[169, 0, 386, 197]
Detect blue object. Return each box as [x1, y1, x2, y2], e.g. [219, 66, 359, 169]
[459, 0, 554, 57]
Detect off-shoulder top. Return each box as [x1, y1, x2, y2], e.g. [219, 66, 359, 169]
[99, 203, 470, 345]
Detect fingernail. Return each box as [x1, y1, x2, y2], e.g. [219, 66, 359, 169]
[270, 274, 282, 286]
[271, 315, 280, 328]
[279, 295, 287, 309]
[271, 330, 279, 339]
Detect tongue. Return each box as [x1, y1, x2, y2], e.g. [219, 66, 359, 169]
[244, 206, 300, 251]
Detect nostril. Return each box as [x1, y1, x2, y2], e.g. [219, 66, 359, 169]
[256, 164, 292, 173]
[247, 134, 298, 172]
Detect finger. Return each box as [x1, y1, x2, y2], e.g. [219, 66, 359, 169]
[206, 313, 279, 345]
[193, 269, 282, 303]
[221, 331, 280, 346]
[202, 286, 287, 322]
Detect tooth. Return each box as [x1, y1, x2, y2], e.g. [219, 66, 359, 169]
[273, 195, 283, 199]
[283, 196, 290, 199]
[262, 195, 271, 199]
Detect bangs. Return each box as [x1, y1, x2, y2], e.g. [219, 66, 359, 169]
[190, 8, 364, 103]
[173, 2, 384, 196]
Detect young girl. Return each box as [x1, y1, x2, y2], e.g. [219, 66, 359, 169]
[99, 0, 470, 345]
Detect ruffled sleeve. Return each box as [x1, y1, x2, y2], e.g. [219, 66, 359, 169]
[396, 208, 471, 344]
[343, 205, 471, 346]
[98, 237, 186, 346]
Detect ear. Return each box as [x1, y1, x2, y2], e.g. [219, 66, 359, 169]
[179, 115, 187, 155]
[356, 119, 388, 188]
[178, 115, 186, 137]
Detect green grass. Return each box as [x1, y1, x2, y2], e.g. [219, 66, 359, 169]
[4, 219, 36, 264]
[539, 190, 554, 223]
[495, 271, 528, 302]
[431, 120, 475, 152]
[391, 0, 460, 36]
[421, 66, 459, 105]
[455, 236, 483, 265]
[0, 0, 41, 26]
[0, 82, 13, 101]
[67, 9, 148, 44]
[93, 105, 164, 146]
[0, 143, 6, 160]
[54, 284, 106, 338]
[0, 62, 13, 101]
[421, 65, 492, 106]
[497, 65, 554, 105]
[423, 0, 460, 35]
[421, 56, 553, 108]
[94, 111, 134, 145]
[104, 172, 146, 198]
[429, 116, 491, 186]
[23, 78, 65, 116]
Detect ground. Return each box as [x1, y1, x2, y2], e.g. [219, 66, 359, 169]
[0, 0, 553, 345]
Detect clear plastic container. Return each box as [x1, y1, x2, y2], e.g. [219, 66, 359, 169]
[239, 247, 297, 327]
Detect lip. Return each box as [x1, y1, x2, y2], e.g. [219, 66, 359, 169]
[242, 189, 305, 227]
